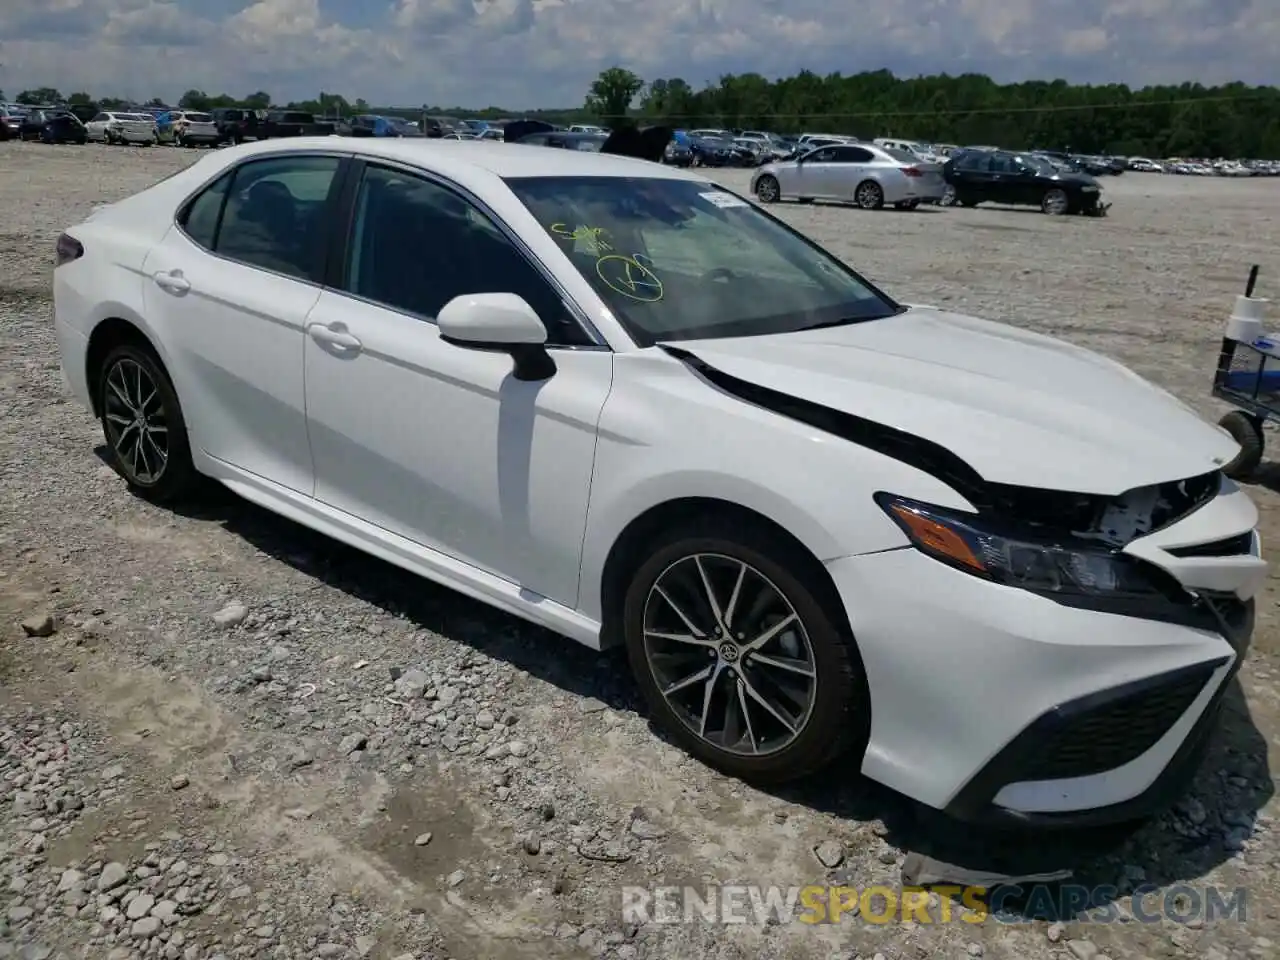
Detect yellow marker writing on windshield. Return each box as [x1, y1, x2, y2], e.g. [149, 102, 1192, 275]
[550, 223, 613, 252]
[596, 254, 664, 302]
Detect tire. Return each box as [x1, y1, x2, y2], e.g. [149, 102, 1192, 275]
[755, 175, 780, 203]
[854, 180, 884, 210]
[939, 184, 957, 206]
[1041, 188, 1070, 215]
[97, 342, 199, 503]
[621, 516, 870, 785]
[1219, 411, 1265, 479]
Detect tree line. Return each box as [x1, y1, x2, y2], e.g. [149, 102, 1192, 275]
[8, 65, 1280, 158]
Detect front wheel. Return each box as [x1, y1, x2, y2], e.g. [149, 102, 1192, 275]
[1041, 188, 1070, 215]
[755, 175, 780, 203]
[98, 343, 199, 503]
[622, 518, 869, 785]
[1219, 411, 1265, 479]
[854, 180, 884, 210]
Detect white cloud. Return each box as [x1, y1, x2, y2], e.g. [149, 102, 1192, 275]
[0, 0, 1275, 107]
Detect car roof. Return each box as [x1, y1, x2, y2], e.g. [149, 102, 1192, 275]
[224, 135, 705, 183]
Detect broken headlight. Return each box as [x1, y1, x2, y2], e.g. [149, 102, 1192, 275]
[875, 493, 1184, 601]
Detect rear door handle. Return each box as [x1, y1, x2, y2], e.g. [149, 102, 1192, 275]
[152, 269, 190, 294]
[307, 323, 363, 352]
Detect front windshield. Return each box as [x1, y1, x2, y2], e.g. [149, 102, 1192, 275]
[504, 176, 899, 345]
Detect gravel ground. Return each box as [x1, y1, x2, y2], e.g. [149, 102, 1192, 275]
[2, 141, 1279, 960]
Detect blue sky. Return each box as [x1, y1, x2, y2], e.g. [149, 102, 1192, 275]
[1, 1, 1275, 109]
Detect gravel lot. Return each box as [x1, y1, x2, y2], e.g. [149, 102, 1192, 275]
[2, 141, 1279, 960]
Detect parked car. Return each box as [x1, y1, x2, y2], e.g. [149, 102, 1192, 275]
[688, 135, 755, 167]
[371, 116, 423, 138]
[52, 135, 1263, 832]
[421, 116, 457, 138]
[0, 104, 24, 140]
[20, 109, 88, 144]
[260, 111, 336, 138]
[211, 108, 263, 144]
[509, 130, 607, 152]
[17, 106, 56, 140]
[942, 148, 1108, 215]
[751, 142, 946, 209]
[663, 141, 693, 166]
[504, 121, 669, 163]
[157, 111, 220, 147]
[86, 111, 157, 145]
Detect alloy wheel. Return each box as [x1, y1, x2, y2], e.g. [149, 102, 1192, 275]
[642, 553, 818, 757]
[855, 181, 883, 209]
[756, 176, 779, 202]
[1042, 188, 1069, 215]
[103, 357, 170, 485]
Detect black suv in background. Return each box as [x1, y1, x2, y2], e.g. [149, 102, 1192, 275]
[19, 108, 88, 144]
[942, 148, 1108, 215]
[211, 108, 263, 144]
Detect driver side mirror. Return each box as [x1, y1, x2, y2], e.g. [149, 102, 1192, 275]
[437, 293, 556, 382]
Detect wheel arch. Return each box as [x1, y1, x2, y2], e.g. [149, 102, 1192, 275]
[596, 496, 853, 650]
[85, 315, 168, 418]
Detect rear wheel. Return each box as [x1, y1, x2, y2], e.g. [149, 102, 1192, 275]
[622, 517, 870, 785]
[97, 343, 199, 503]
[755, 175, 780, 203]
[854, 180, 885, 210]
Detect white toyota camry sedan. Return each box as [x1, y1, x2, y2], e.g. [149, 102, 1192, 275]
[53, 135, 1266, 831]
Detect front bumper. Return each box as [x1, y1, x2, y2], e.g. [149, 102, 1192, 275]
[826, 485, 1262, 828]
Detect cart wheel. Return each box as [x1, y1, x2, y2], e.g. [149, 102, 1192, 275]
[1219, 411, 1265, 479]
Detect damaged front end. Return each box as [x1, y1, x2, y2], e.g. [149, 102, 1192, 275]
[874, 475, 1225, 620]
[664, 343, 1260, 626]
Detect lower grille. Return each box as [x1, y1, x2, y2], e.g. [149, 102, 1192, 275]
[1016, 665, 1216, 782]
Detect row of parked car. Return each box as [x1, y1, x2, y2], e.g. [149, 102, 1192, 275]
[1128, 156, 1280, 176]
[0, 103, 338, 145]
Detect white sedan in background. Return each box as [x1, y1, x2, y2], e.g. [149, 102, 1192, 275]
[752, 141, 948, 209]
[52, 136, 1263, 832]
[86, 111, 157, 145]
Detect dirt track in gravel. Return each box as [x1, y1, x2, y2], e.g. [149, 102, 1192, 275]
[1, 141, 1279, 960]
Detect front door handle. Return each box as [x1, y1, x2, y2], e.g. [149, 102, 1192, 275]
[308, 323, 363, 352]
[152, 269, 190, 294]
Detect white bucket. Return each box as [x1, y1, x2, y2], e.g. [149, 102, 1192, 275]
[1226, 294, 1269, 343]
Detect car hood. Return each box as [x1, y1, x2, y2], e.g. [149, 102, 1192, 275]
[671, 306, 1236, 495]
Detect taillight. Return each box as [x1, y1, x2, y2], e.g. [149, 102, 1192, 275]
[55, 233, 83, 267]
[900, 166, 923, 177]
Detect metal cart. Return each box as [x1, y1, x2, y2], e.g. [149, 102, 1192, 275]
[1212, 265, 1274, 479]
